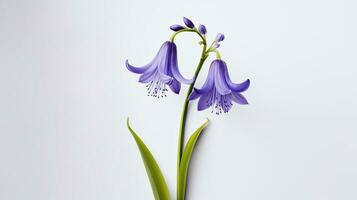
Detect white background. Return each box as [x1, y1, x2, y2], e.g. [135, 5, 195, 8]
[1, 0, 357, 199]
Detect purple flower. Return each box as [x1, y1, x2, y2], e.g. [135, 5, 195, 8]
[183, 17, 195, 28]
[126, 41, 194, 97]
[189, 59, 250, 114]
[198, 24, 207, 35]
[170, 24, 185, 31]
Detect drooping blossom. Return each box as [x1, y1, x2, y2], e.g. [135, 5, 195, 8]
[189, 59, 250, 114]
[126, 41, 194, 97]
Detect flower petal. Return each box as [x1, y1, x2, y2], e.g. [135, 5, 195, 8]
[138, 69, 157, 83]
[157, 42, 171, 73]
[126, 59, 151, 74]
[228, 79, 250, 92]
[222, 62, 250, 92]
[188, 90, 201, 100]
[221, 94, 233, 113]
[193, 62, 216, 94]
[169, 79, 181, 94]
[159, 72, 173, 84]
[232, 92, 249, 105]
[169, 43, 194, 84]
[126, 42, 170, 74]
[192, 87, 209, 95]
[198, 93, 211, 111]
[214, 60, 231, 95]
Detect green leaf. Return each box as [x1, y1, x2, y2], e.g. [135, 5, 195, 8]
[178, 119, 209, 200]
[126, 118, 171, 200]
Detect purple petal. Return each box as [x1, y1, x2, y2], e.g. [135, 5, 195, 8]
[193, 61, 216, 94]
[169, 79, 181, 94]
[228, 79, 250, 92]
[126, 42, 170, 74]
[213, 60, 231, 95]
[126, 59, 151, 74]
[232, 92, 249, 105]
[169, 43, 194, 84]
[137, 43, 171, 83]
[198, 93, 211, 111]
[170, 24, 185, 31]
[198, 24, 207, 35]
[222, 62, 250, 92]
[139, 69, 158, 83]
[221, 94, 233, 113]
[183, 17, 195, 28]
[157, 42, 172, 73]
[188, 90, 201, 100]
[139, 67, 172, 85]
[159, 72, 173, 84]
[215, 33, 225, 42]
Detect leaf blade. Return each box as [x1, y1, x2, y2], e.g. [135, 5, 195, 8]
[126, 118, 171, 200]
[178, 119, 209, 200]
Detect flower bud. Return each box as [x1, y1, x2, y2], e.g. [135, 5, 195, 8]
[198, 24, 207, 35]
[170, 24, 185, 31]
[183, 17, 195, 28]
[215, 33, 225, 42]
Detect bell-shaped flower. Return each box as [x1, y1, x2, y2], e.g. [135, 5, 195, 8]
[189, 59, 250, 114]
[126, 41, 194, 97]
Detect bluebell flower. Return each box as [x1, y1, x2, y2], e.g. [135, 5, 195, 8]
[126, 41, 194, 97]
[189, 59, 250, 114]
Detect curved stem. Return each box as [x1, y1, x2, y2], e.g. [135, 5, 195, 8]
[172, 28, 209, 200]
[206, 41, 222, 59]
[176, 42, 208, 200]
[170, 29, 206, 42]
[211, 49, 222, 59]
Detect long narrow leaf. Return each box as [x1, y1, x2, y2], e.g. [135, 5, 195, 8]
[178, 119, 209, 200]
[126, 118, 171, 200]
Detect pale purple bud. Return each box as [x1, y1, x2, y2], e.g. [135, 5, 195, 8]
[183, 17, 195, 28]
[214, 43, 220, 49]
[215, 33, 225, 42]
[170, 24, 185, 31]
[198, 24, 207, 35]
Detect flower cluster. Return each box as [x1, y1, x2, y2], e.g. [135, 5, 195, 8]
[126, 17, 250, 114]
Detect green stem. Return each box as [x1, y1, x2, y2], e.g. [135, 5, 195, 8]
[171, 28, 209, 200]
[177, 47, 207, 161]
[177, 45, 208, 200]
[170, 29, 205, 42]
